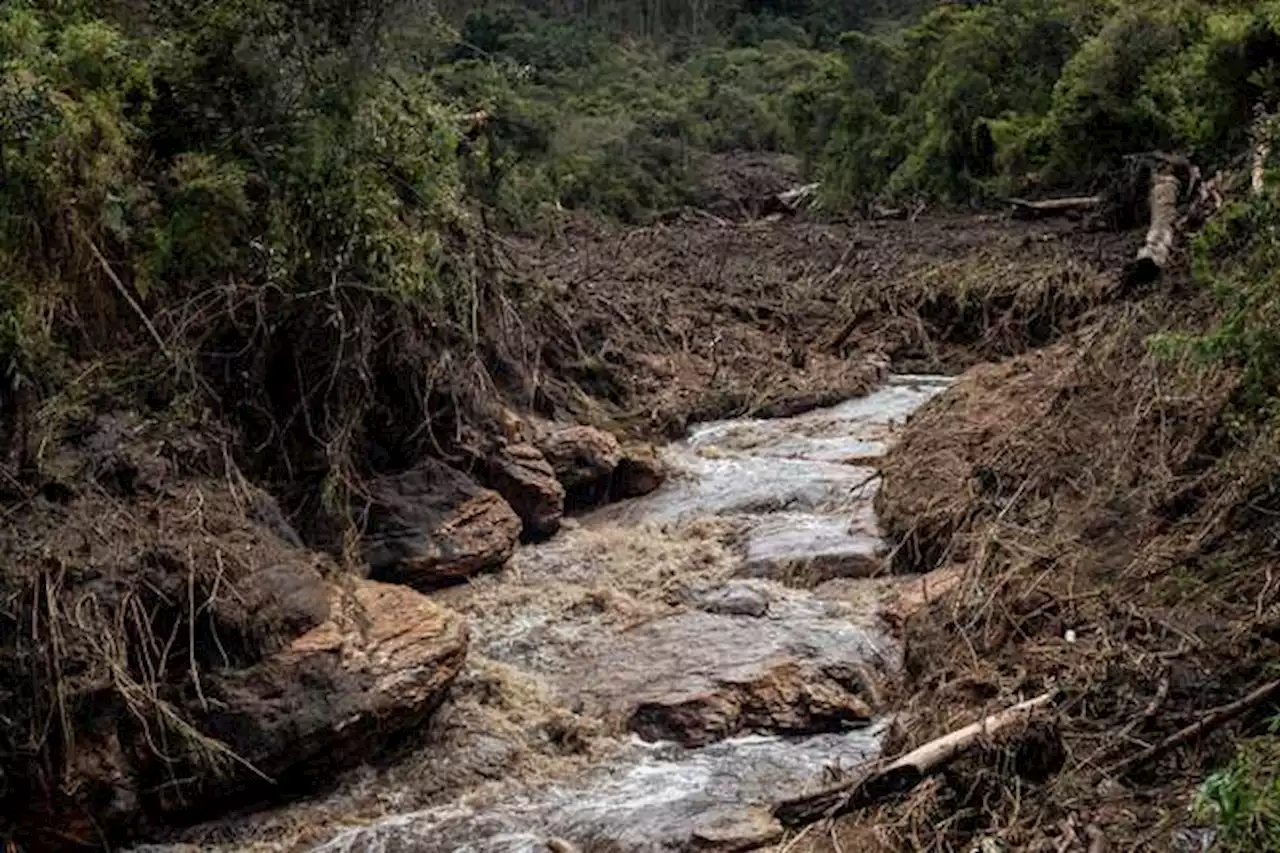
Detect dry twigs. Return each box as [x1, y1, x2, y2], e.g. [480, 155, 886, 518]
[1101, 679, 1280, 781]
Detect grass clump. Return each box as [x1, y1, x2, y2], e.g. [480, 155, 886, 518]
[1194, 728, 1280, 852]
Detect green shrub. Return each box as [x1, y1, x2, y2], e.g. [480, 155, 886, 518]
[1194, 729, 1280, 852]
[1175, 195, 1280, 415]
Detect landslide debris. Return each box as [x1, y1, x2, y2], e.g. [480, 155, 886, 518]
[0, 412, 469, 849]
[0, 211, 1140, 851]
[797, 289, 1280, 852]
[512, 214, 1133, 436]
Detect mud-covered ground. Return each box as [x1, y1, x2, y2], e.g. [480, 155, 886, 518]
[509, 212, 1137, 437]
[783, 287, 1279, 852]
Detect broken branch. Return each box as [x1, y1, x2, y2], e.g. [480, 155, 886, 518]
[1007, 196, 1102, 219]
[775, 690, 1056, 827]
[1103, 679, 1280, 781]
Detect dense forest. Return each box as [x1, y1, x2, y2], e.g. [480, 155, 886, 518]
[12, 0, 1280, 849]
[8, 0, 1280, 446]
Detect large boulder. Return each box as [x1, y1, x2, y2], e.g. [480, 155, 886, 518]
[534, 427, 667, 508]
[612, 441, 666, 499]
[360, 458, 522, 588]
[559, 586, 892, 747]
[481, 443, 565, 541]
[185, 580, 468, 808]
[536, 425, 623, 494]
[0, 412, 469, 848]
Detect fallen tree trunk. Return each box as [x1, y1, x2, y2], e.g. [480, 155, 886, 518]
[1124, 158, 1182, 285]
[774, 691, 1056, 827]
[1254, 103, 1272, 196]
[1007, 196, 1102, 219]
[758, 183, 820, 217]
[1136, 171, 1178, 269]
[778, 182, 820, 209]
[870, 204, 907, 220]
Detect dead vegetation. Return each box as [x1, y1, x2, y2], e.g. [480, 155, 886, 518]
[777, 283, 1280, 851]
[0, 410, 338, 848]
[509, 213, 1135, 438]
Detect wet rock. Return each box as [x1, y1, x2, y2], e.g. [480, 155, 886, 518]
[693, 581, 771, 617]
[536, 425, 622, 496]
[691, 808, 784, 851]
[483, 443, 565, 541]
[360, 458, 522, 588]
[737, 511, 884, 587]
[1, 412, 368, 847]
[183, 580, 467, 810]
[311, 728, 885, 853]
[596, 453, 872, 525]
[562, 603, 891, 746]
[136, 545, 332, 667]
[612, 442, 666, 499]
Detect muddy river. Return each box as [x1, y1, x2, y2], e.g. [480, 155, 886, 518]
[144, 376, 952, 853]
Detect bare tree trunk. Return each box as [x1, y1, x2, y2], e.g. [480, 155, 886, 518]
[1253, 103, 1272, 196]
[1007, 196, 1102, 219]
[1137, 170, 1178, 268]
[1125, 158, 1183, 285]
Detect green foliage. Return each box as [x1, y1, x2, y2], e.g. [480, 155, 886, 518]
[1175, 194, 1280, 417]
[433, 10, 845, 223]
[1193, 728, 1280, 852]
[798, 0, 1280, 203]
[454, 5, 609, 72]
[793, 0, 1091, 203]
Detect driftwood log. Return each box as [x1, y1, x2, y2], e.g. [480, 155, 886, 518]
[774, 691, 1056, 827]
[1124, 155, 1185, 285]
[1008, 195, 1101, 219]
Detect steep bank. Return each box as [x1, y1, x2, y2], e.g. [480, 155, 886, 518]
[802, 279, 1280, 849]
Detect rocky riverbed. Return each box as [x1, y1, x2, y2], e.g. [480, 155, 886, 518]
[140, 375, 952, 852]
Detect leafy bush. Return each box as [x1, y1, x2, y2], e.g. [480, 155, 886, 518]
[0, 5, 154, 371]
[1173, 194, 1280, 417]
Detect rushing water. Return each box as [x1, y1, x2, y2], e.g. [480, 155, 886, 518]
[304, 376, 952, 853]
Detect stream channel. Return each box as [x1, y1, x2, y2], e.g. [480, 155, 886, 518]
[177, 375, 952, 853]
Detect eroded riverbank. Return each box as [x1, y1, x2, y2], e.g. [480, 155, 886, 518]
[142, 376, 950, 852]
